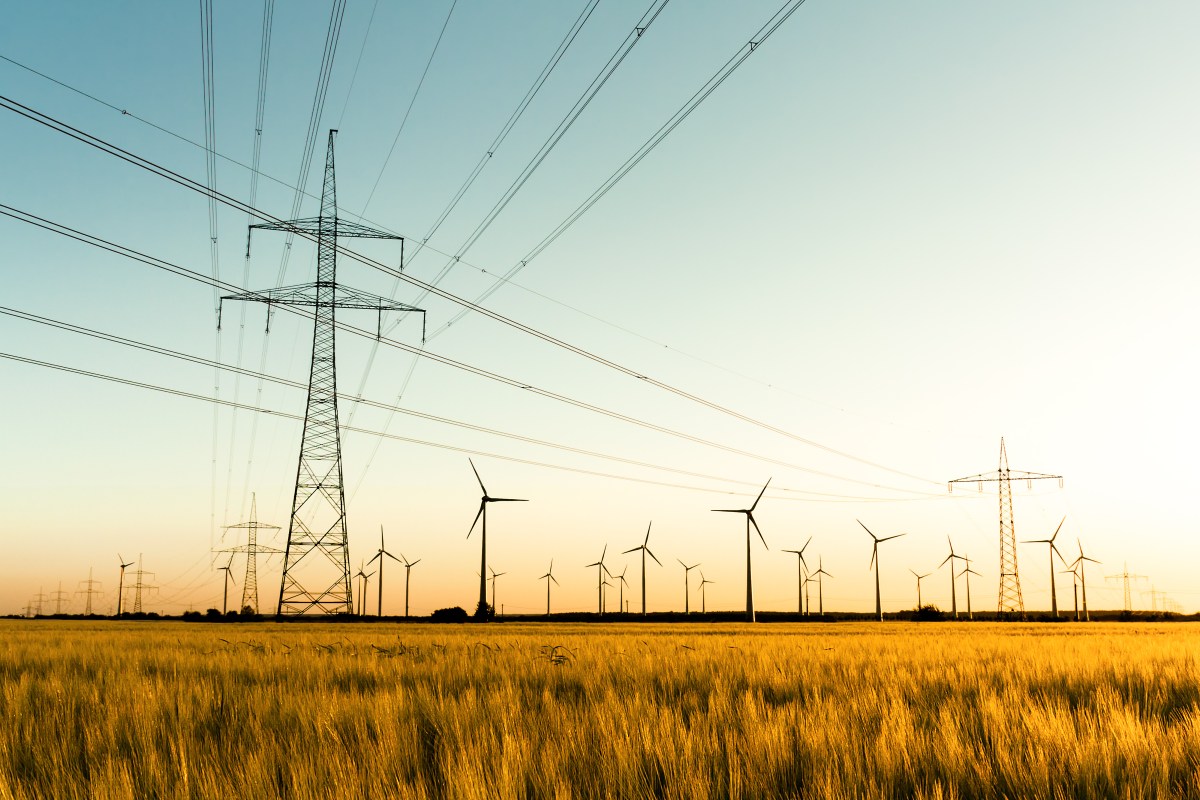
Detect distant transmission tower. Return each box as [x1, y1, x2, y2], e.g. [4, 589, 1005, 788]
[76, 568, 103, 616]
[50, 581, 69, 615]
[949, 438, 1063, 615]
[32, 588, 47, 617]
[220, 493, 282, 614]
[1106, 563, 1146, 612]
[221, 130, 425, 616]
[130, 555, 157, 614]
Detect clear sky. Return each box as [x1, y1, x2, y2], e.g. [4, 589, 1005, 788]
[2, 1, 1197, 617]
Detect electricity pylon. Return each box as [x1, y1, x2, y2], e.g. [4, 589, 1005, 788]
[130, 555, 157, 614]
[76, 568, 102, 616]
[1106, 563, 1147, 612]
[50, 581, 69, 615]
[220, 493, 282, 614]
[221, 130, 425, 616]
[949, 438, 1062, 616]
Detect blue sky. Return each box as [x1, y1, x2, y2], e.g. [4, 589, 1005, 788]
[2, 1, 1197, 616]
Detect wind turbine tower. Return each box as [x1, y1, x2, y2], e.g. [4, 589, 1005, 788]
[859, 520, 905, 622]
[939, 537, 964, 619]
[811, 558, 832, 616]
[220, 493, 282, 614]
[909, 569, 930, 609]
[1023, 516, 1067, 617]
[400, 553, 421, 619]
[622, 522, 661, 615]
[217, 557, 236, 615]
[466, 459, 527, 618]
[115, 554, 134, 617]
[697, 572, 714, 614]
[677, 560, 699, 614]
[585, 546, 612, 616]
[221, 131, 426, 616]
[782, 536, 812, 616]
[959, 555, 980, 620]
[367, 525, 403, 617]
[712, 480, 771, 622]
[1071, 539, 1100, 621]
[948, 438, 1062, 615]
[539, 560, 558, 616]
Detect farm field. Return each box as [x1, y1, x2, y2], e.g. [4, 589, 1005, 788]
[1, 621, 1198, 799]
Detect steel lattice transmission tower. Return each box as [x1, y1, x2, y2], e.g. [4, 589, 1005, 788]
[221, 130, 425, 616]
[949, 438, 1063, 615]
[220, 493, 282, 614]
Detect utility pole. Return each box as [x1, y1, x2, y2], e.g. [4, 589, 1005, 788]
[222, 130, 425, 616]
[949, 438, 1063, 616]
[50, 581, 69, 615]
[76, 568, 103, 616]
[1106, 563, 1147, 612]
[131, 554, 157, 614]
[219, 493, 282, 614]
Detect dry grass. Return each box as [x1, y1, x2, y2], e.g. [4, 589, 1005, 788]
[1, 621, 1198, 799]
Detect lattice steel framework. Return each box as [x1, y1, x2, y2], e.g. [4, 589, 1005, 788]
[221, 130, 424, 615]
[220, 493, 282, 613]
[949, 438, 1063, 615]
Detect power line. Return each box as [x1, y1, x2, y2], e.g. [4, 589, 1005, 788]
[0, 93, 940, 489]
[0, 304, 926, 503]
[3, 43, 868, 436]
[360, 0, 459, 215]
[435, 0, 810, 327]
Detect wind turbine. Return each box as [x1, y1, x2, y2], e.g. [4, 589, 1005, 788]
[116, 554, 134, 617]
[1061, 563, 1080, 621]
[859, 520, 906, 622]
[466, 458, 527, 617]
[909, 569, 930, 609]
[697, 572, 714, 613]
[622, 522, 661, 615]
[353, 563, 374, 616]
[367, 525, 404, 617]
[939, 537, 964, 619]
[811, 557, 832, 616]
[712, 479, 771, 622]
[539, 560, 558, 617]
[217, 557, 236, 615]
[400, 553, 421, 618]
[600, 579, 612, 614]
[488, 568, 506, 615]
[1022, 516, 1067, 618]
[677, 560, 700, 614]
[615, 566, 629, 614]
[585, 545, 612, 615]
[782, 536, 812, 615]
[959, 555, 980, 620]
[1070, 538, 1101, 622]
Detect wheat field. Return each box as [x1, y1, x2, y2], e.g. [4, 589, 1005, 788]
[1, 620, 1198, 799]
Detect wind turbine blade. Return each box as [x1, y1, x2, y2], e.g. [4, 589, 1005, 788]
[468, 458, 487, 495]
[410, 559, 421, 567]
[879, 533, 906, 543]
[869, 546, 876, 571]
[1051, 516, 1066, 542]
[749, 513, 767, 549]
[644, 522, 652, 546]
[857, 519, 878, 541]
[749, 478, 772, 512]
[646, 548, 662, 567]
[939, 553, 953, 568]
[467, 501, 485, 539]
[622, 546, 641, 555]
[367, 552, 382, 565]
[711, 508, 740, 513]
[491, 497, 528, 503]
[551, 575, 559, 585]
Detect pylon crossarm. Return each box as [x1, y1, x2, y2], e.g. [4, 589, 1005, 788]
[949, 470, 1063, 492]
